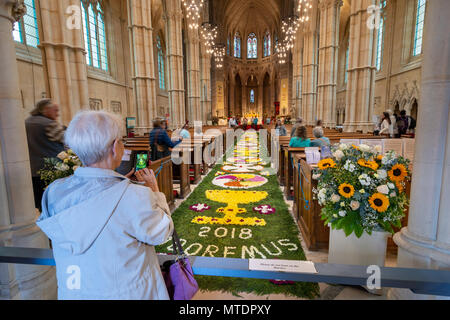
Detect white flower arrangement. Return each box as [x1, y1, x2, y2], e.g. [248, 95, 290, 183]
[38, 149, 82, 186]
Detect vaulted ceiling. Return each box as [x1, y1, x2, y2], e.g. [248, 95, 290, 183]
[213, 0, 284, 37]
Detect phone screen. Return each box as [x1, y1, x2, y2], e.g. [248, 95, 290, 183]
[135, 153, 148, 171]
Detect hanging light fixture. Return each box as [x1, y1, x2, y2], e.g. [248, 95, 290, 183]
[213, 44, 226, 68]
[281, 15, 300, 50]
[297, 0, 313, 23]
[276, 40, 288, 64]
[181, 0, 204, 29]
[200, 22, 218, 54]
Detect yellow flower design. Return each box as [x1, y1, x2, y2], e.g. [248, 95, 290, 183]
[357, 159, 379, 170]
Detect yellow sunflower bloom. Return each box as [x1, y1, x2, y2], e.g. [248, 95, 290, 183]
[369, 193, 390, 213]
[388, 164, 408, 182]
[395, 181, 404, 193]
[339, 183, 355, 199]
[357, 159, 379, 170]
[318, 158, 336, 170]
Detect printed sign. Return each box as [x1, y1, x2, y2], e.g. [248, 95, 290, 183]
[249, 259, 318, 274]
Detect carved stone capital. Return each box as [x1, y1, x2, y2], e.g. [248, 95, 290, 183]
[0, 0, 27, 23]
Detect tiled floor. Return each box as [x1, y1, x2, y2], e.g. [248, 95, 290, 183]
[173, 174, 396, 300]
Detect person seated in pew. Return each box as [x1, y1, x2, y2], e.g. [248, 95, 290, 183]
[289, 126, 311, 147]
[36, 111, 174, 300]
[310, 126, 330, 148]
[275, 119, 287, 136]
[150, 118, 182, 161]
[290, 117, 304, 138]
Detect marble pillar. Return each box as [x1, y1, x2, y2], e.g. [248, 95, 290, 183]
[186, 28, 201, 123]
[38, 0, 89, 126]
[389, 0, 450, 300]
[228, 76, 235, 118]
[343, 0, 377, 133]
[200, 45, 211, 124]
[0, 0, 56, 299]
[317, 0, 341, 128]
[292, 30, 303, 120]
[128, 0, 157, 128]
[164, 0, 185, 129]
[258, 82, 263, 117]
[301, 30, 319, 125]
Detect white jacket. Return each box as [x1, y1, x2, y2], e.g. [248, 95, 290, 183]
[37, 167, 174, 300]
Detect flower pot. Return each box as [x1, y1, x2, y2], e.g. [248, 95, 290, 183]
[328, 227, 390, 295]
[328, 227, 390, 267]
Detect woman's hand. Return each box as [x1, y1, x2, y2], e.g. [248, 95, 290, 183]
[135, 168, 160, 193]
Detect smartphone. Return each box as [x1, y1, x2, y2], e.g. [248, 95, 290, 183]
[135, 152, 149, 172]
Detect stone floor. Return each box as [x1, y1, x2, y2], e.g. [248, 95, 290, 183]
[172, 173, 399, 300]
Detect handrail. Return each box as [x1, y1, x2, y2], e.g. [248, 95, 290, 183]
[1, 246, 449, 297]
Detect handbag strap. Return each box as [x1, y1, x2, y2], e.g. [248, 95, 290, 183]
[171, 229, 185, 258]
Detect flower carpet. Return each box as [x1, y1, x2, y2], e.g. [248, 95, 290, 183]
[155, 131, 320, 299]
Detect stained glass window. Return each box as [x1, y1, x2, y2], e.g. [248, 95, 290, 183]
[264, 31, 271, 57]
[376, 1, 386, 71]
[157, 35, 165, 90]
[12, 0, 39, 47]
[247, 33, 257, 59]
[413, 0, 426, 56]
[250, 89, 255, 104]
[274, 34, 278, 53]
[234, 32, 241, 58]
[227, 36, 230, 55]
[81, 1, 109, 71]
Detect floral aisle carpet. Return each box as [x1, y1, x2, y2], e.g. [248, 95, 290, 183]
[155, 131, 320, 299]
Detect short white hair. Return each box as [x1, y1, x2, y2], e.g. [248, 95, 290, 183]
[65, 111, 123, 166]
[313, 126, 324, 138]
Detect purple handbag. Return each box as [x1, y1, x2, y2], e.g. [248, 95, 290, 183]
[161, 230, 199, 300]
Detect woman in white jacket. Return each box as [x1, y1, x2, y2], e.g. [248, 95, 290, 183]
[37, 111, 174, 300]
[379, 112, 392, 136]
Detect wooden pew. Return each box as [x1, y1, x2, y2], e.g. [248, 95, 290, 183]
[284, 147, 306, 199]
[149, 156, 175, 211]
[171, 146, 192, 199]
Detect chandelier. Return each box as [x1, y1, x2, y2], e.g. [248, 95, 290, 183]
[200, 22, 218, 55]
[213, 44, 226, 68]
[281, 15, 300, 50]
[276, 41, 288, 64]
[297, 0, 313, 23]
[181, 0, 204, 29]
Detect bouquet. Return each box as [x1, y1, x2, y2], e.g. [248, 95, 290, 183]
[312, 143, 411, 238]
[38, 149, 82, 186]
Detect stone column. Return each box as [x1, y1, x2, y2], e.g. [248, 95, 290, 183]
[164, 0, 185, 129]
[258, 81, 263, 117]
[301, 30, 319, 125]
[292, 30, 303, 119]
[228, 75, 235, 118]
[200, 45, 211, 124]
[317, 0, 341, 128]
[0, 0, 56, 299]
[343, 0, 377, 133]
[186, 28, 201, 123]
[389, 0, 450, 300]
[38, 0, 89, 126]
[128, 0, 157, 128]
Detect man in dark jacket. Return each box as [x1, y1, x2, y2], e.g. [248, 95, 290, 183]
[25, 99, 65, 211]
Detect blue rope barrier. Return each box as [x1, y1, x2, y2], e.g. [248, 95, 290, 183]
[154, 159, 172, 178]
[291, 156, 310, 211]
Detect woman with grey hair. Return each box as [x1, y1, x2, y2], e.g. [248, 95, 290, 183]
[310, 126, 331, 148]
[36, 111, 174, 300]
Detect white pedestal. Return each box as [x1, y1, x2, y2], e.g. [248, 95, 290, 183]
[328, 228, 390, 267]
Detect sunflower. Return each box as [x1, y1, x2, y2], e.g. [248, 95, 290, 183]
[357, 159, 379, 171]
[376, 155, 384, 161]
[352, 144, 359, 150]
[369, 193, 390, 213]
[339, 183, 355, 198]
[318, 158, 336, 170]
[388, 164, 408, 182]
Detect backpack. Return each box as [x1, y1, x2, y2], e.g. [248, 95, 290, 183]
[408, 116, 417, 130]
